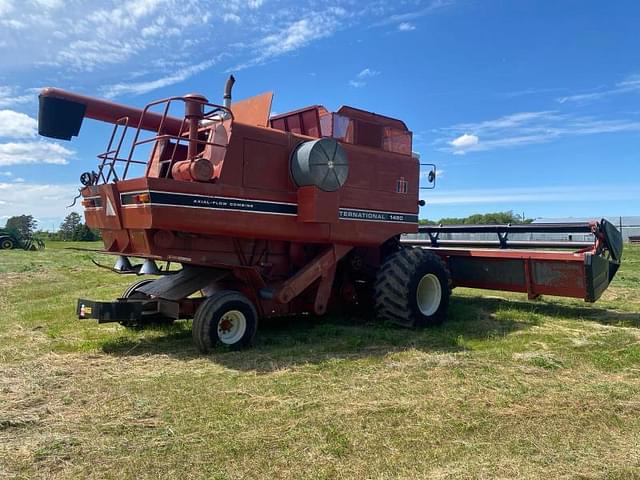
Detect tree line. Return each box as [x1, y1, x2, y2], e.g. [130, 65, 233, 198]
[419, 211, 534, 225]
[4, 213, 100, 241]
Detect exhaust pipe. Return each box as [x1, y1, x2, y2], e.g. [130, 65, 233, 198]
[223, 75, 235, 109]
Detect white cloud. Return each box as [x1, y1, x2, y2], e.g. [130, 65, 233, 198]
[101, 58, 219, 97]
[449, 133, 479, 154]
[501, 87, 564, 98]
[0, 1, 448, 98]
[398, 22, 416, 31]
[32, 0, 65, 8]
[1, 0, 212, 72]
[357, 68, 380, 79]
[223, 13, 241, 23]
[55, 39, 144, 72]
[349, 67, 380, 88]
[0, 181, 82, 221]
[1, 18, 26, 29]
[372, 0, 451, 27]
[0, 141, 74, 166]
[0, 0, 14, 16]
[437, 110, 640, 154]
[13, 177, 24, 182]
[0, 86, 34, 108]
[0, 110, 37, 138]
[557, 73, 640, 104]
[234, 13, 342, 70]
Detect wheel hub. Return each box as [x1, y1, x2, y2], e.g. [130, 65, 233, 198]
[416, 273, 442, 316]
[217, 310, 247, 345]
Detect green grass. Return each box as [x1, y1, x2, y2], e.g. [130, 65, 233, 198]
[1, 242, 639, 479]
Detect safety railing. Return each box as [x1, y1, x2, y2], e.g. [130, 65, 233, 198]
[93, 96, 233, 184]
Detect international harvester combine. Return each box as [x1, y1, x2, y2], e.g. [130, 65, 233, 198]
[37, 76, 623, 351]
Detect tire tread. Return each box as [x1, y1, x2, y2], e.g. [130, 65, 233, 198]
[374, 247, 451, 327]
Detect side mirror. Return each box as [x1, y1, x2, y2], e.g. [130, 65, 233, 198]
[421, 163, 436, 190]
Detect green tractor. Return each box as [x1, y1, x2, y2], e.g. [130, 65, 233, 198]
[0, 228, 45, 251]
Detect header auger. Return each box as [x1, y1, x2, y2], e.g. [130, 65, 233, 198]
[38, 76, 622, 352]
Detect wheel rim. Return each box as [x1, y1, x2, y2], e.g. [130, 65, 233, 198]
[416, 273, 442, 316]
[217, 310, 247, 345]
[1, 240, 12, 249]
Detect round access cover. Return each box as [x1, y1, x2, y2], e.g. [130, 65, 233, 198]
[290, 138, 348, 192]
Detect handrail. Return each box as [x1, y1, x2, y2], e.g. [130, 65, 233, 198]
[92, 96, 233, 184]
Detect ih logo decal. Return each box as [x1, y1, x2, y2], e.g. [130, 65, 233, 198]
[396, 177, 408, 194]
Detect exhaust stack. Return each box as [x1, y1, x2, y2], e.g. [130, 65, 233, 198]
[223, 75, 235, 109]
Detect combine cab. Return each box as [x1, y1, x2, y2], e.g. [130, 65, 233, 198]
[37, 76, 622, 351]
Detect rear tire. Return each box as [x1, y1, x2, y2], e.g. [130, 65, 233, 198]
[192, 290, 258, 353]
[0, 237, 14, 250]
[374, 247, 451, 327]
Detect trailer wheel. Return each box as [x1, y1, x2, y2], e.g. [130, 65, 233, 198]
[374, 248, 451, 327]
[0, 237, 14, 249]
[192, 290, 258, 353]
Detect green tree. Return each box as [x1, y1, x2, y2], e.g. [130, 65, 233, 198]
[59, 212, 83, 241]
[422, 211, 534, 225]
[72, 223, 98, 241]
[5, 215, 37, 238]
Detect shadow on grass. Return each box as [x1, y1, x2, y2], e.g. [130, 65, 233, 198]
[480, 296, 640, 327]
[99, 295, 639, 371]
[98, 296, 533, 371]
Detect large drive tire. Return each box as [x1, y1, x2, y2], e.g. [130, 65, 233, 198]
[192, 290, 258, 353]
[0, 237, 14, 249]
[119, 279, 172, 327]
[374, 248, 451, 327]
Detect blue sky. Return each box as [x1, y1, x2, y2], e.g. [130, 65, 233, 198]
[0, 0, 639, 229]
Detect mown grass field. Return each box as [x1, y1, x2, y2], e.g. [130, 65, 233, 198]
[1, 242, 639, 479]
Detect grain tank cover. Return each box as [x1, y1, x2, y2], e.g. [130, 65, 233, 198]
[290, 138, 349, 192]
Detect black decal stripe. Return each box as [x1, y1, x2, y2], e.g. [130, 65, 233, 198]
[119, 191, 416, 223]
[146, 191, 297, 215]
[120, 193, 141, 205]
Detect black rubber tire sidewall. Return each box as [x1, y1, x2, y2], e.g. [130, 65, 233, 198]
[374, 248, 451, 328]
[406, 255, 450, 327]
[119, 278, 172, 327]
[193, 291, 258, 353]
[1, 238, 14, 249]
[122, 279, 155, 299]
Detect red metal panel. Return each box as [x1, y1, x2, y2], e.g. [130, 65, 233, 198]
[428, 247, 590, 300]
[297, 187, 339, 223]
[242, 139, 293, 192]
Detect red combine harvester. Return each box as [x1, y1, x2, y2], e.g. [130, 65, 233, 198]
[38, 76, 623, 351]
